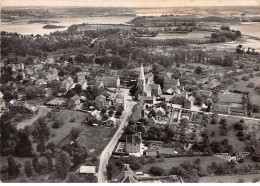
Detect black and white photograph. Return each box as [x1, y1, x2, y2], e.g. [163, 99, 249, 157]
[1, 0, 260, 183]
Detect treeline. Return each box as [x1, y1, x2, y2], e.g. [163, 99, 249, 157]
[211, 30, 241, 43]
[1, 32, 91, 57]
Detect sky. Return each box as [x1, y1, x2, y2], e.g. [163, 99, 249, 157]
[1, 0, 260, 7]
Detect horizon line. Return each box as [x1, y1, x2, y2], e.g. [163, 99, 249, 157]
[2, 5, 260, 8]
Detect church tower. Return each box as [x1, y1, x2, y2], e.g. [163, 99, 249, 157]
[138, 64, 146, 96]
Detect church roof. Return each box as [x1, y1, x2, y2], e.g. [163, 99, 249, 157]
[139, 64, 145, 80]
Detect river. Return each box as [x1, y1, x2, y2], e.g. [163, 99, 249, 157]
[1, 16, 135, 35]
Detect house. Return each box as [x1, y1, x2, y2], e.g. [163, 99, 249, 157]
[95, 76, 120, 88]
[125, 133, 142, 153]
[10, 100, 38, 113]
[90, 110, 102, 120]
[198, 90, 212, 97]
[104, 117, 117, 127]
[145, 84, 162, 97]
[212, 104, 230, 115]
[130, 102, 144, 122]
[183, 98, 192, 109]
[45, 57, 55, 64]
[163, 78, 180, 91]
[229, 106, 245, 116]
[35, 79, 47, 86]
[111, 164, 138, 183]
[145, 72, 154, 85]
[67, 95, 81, 108]
[95, 95, 107, 110]
[144, 96, 155, 104]
[112, 89, 126, 110]
[60, 77, 74, 92]
[79, 166, 96, 176]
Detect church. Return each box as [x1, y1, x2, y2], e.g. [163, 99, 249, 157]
[137, 64, 162, 98]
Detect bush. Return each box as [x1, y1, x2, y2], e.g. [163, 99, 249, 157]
[70, 118, 75, 122]
[252, 154, 260, 162]
[52, 120, 63, 128]
[233, 122, 244, 130]
[241, 76, 249, 81]
[149, 166, 165, 176]
[247, 82, 254, 88]
[158, 156, 165, 162]
[211, 118, 218, 124]
[147, 156, 156, 163]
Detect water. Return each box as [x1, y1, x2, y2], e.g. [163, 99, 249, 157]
[1, 16, 135, 35]
[230, 22, 260, 39]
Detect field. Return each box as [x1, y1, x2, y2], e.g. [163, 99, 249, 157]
[141, 32, 212, 41]
[208, 115, 246, 152]
[137, 155, 260, 175]
[199, 174, 260, 183]
[61, 124, 118, 156]
[227, 72, 260, 117]
[46, 109, 89, 145]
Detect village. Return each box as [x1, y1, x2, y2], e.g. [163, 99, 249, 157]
[1, 5, 260, 184]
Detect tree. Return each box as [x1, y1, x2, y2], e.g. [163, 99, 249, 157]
[149, 166, 165, 176]
[70, 127, 81, 144]
[74, 84, 82, 94]
[32, 117, 50, 142]
[108, 109, 114, 116]
[194, 66, 203, 74]
[36, 140, 46, 154]
[101, 107, 107, 114]
[14, 130, 33, 157]
[0, 113, 17, 156]
[233, 122, 244, 130]
[32, 155, 41, 174]
[24, 161, 33, 177]
[55, 152, 71, 179]
[46, 154, 53, 172]
[115, 109, 123, 117]
[72, 146, 88, 167]
[7, 155, 21, 178]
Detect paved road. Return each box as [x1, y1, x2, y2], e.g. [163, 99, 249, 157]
[16, 106, 52, 129]
[97, 88, 136, 183]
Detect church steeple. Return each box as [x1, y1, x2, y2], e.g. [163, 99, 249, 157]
[139, 63, 145, 80]
[138, 64, 146, 96]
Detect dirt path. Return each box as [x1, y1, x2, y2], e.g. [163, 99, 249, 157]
[16, 106, 52, 129]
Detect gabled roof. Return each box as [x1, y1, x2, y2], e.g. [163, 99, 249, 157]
[70, 95, 81, 102]
[79, 166, 96, 174]
[149, 84, 160, 89]
[126, 134, 142, 144]
[114, 164, 138, 183]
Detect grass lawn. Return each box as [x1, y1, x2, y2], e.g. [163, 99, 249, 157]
[218, 92, 244, 104]
[46, 109, 90, 145]
[137, 156, 224, 174]
[199, 174, 260, 183]
[60, 124, 118, 156]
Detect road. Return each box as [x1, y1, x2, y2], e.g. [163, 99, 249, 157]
[97, 88, 136, 183]
[16, 106, 52, 129]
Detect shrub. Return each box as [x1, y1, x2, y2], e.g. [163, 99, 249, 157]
[241, 76, 249, 81]
[247, 82, 254, 88]
[70, 118, 75, 122]
[158, 156, 165, 162]
[52, 120, 63, 128]
[147, 156, 156, 163]
[149, 166, 165, 176]
[233, 122, 244, 130]
[211, 118, 218, 124]
[252, 154, 260, 162]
